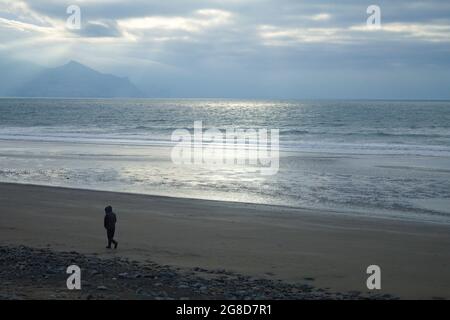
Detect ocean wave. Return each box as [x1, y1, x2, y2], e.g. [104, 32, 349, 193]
[1, 132, 450, 157]
[283, 130, 450, 139]
[281, 129, 310, 135]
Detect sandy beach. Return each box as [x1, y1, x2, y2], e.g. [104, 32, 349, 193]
[0, 182, 449, 299]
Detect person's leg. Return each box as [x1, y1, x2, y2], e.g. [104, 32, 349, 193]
[110, 228, 118, 249]
[108, 228, 118, 249]
[106, 229, 113, 248]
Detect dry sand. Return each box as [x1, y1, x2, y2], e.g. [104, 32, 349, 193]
[0, 182, 449, 299]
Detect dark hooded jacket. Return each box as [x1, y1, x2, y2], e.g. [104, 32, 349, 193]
[104, 212, 117, 230]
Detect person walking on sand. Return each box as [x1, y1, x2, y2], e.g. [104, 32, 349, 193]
[104, 205, 118, 249]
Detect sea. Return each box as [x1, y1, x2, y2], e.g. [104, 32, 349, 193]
[1, 98, 449, 224]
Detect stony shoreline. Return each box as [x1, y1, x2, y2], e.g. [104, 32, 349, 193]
[0, 246, 396, 300]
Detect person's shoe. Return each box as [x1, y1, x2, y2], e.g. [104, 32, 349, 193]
[114, 241, 118, 249]
[106, 246, 111, 249]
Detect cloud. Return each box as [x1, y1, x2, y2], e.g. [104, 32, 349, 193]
[0, 0, 53, 26]
[375, 23, 450, 42]
[0, 16, 53, 33]
[309, 13, 331, 21]
[117, 9, 233, 38]
[0, 0, 450, 99]
[259, 25, 347, 45]
[75, 20, 122, 38]
[260, 22, 450, 47]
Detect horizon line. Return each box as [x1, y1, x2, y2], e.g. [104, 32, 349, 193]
[1, 96, 450, 102]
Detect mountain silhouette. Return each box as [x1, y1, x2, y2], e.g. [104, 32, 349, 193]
[15, 61, 143, 98]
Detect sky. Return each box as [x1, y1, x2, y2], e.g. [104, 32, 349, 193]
[0, 0, 450, 99]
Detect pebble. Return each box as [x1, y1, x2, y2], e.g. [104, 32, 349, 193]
[0, 245, 397, 300]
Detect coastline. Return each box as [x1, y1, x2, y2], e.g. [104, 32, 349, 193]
[0, 182, 449, 299]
